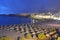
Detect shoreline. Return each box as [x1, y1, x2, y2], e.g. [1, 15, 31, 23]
[0, 14, 30, 17]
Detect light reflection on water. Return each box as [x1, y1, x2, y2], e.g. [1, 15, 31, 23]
[0, 16, 60, 25]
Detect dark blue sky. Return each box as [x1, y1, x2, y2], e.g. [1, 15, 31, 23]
[0, 0, 60, 14]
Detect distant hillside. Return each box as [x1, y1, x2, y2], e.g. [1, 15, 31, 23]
[0, 14, 30, 17]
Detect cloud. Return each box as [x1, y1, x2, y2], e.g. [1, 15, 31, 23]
[0, 5, 13, 14]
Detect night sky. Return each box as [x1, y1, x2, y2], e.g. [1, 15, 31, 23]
[0, 0, 60, 14]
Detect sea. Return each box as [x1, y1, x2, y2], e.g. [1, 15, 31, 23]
[0, 16, 31, 25]
[0, 15, 60, 25]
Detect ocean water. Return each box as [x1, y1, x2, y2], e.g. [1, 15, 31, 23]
[0, 16, 31, 25]
[0, 16, 60, 25]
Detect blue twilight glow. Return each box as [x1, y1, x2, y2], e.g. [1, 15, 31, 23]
[0, 0, 60, 14]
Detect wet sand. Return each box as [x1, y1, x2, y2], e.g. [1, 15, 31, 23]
[45, 23, 60, 27]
